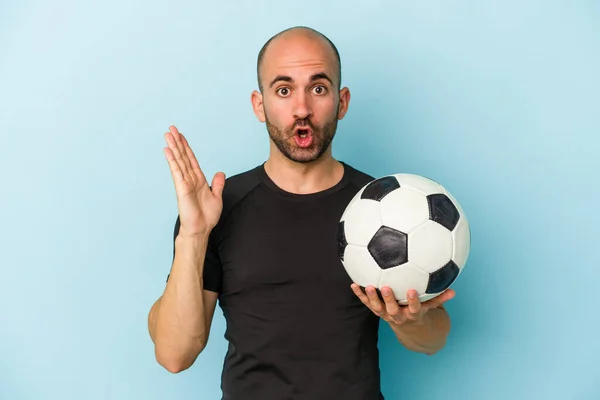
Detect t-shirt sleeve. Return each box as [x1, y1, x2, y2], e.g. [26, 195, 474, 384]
[165, 215, 223, 293]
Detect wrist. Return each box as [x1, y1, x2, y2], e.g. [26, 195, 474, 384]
[176, 228, 211, 242]
[174, 232, 210, 258]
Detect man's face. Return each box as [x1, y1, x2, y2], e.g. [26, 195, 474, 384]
[253, 32, 349, 163]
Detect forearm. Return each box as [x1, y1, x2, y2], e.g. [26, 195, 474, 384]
[390, 306, 451, 355]
[149, 234, 209, 370]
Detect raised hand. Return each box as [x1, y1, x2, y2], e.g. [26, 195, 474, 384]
[163, 125, 225, 237]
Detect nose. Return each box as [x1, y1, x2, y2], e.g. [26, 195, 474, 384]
[292, 91, 313, 120]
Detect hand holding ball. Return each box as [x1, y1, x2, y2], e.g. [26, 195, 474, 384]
[338, 174, 471, 305]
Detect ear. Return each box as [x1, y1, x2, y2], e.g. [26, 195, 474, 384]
[337, 87, 351, 120]
[251, 90, 266, 122]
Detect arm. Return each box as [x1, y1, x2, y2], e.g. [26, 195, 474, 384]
[150, 125, 226, 373]
[148, 233, 219, 373]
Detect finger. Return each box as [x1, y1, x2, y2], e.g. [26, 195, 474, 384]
[350, 283, 371, 306]
[365, 286, 385, 315]
[165, 131, 189, 177]
[163, 146, 184, 185]
[180, 134, 207, 183]
[424, 289, 455, 310]
[211, 172, 226, 199]
[169, 126, 194, 175]
[406, 289, 422, 315]
[381, 286, 401, 318]
[442, 288, 456, 302]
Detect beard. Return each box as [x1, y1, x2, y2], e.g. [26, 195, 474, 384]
[265, 109, 338, 164]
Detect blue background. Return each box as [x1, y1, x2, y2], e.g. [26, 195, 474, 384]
[1, 1, 598, 399]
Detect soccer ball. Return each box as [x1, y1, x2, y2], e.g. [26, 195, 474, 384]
[338, 173, 471, 305]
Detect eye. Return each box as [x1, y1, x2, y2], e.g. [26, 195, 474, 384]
[312, 85, 327, 95]
[276, 87, 291, 97]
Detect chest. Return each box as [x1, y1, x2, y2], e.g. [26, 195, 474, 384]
[218, 196, 352, 295]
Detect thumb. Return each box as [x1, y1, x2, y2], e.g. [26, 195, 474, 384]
[211, 172, 226, 199]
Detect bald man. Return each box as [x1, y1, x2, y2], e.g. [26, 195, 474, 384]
[148, 26, 453, 400]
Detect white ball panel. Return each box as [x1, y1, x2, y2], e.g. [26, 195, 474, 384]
[452, 214, 471, 269]
[379, 262, 429, 304]
[342, 245, 382, 287]
[392, 173, 444, 196]
[341, 199, 382, 247]
[408, 220, 453, 273]
[340, 184, 368, 222]
[379, 188, 430, 234]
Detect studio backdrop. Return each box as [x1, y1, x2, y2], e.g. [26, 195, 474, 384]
[1, 1, 598, 399]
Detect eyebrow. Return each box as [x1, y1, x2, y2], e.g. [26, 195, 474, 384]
[269, 72, 334, 88]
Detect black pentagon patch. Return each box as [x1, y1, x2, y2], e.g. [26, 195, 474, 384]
[361, 176, 400, 201]
[427, 193, 460, 231]
[367, 226, 408, 269]
[426, 260, 460, 294]
[337, 221, 348, 261]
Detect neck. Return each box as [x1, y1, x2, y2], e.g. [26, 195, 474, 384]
[264, 148, 344, 195]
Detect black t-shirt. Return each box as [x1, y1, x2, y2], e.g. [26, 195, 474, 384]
[169, 162, 385, 400]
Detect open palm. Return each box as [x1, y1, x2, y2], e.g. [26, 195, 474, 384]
[163, 125, 225, 237]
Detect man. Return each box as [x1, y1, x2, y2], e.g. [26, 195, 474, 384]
[148, 26, 455, 400]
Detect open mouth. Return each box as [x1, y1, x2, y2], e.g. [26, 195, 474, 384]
[294, 127, 313, 148]
[297, 129, 309, 138]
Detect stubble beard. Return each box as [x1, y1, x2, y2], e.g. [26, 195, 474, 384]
[265, 111, 339, 164]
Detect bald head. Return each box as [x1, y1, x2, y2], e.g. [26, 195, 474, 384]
[256, 26, 342, 92]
